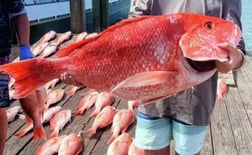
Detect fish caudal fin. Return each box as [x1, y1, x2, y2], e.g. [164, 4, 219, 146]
[107, 134, 117, 144]
[33, 126, 47, 143]
[85, 126, 97, 135]
[90, 111, 99, 118]
[73, 109, 85, 115]
[48, 130, 58, 139]
[0, 59, 59, 99]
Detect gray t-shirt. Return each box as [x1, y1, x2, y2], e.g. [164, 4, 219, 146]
[129, 0, 245, 125]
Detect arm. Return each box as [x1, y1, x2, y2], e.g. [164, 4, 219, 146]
[215, 0, 246, 73]
[10, 0, 34, 60]
[12, 13, 30, 46]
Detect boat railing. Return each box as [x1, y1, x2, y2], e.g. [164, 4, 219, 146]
[25, 0, 69, 6]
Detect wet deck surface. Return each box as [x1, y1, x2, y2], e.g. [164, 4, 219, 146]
[4, 32, 252, 155]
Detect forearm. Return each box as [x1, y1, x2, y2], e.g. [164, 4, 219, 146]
[12, 13, 30, 46]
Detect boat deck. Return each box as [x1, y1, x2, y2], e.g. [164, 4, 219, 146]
[4, 33, 252, 155]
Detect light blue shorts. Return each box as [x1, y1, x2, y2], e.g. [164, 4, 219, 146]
[134, 112, 207, 155]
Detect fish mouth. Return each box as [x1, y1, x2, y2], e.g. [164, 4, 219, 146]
[181, 57, 217, 83]
[186, 59, 216, 72]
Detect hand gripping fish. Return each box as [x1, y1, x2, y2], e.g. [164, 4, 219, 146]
[0, 13, 241, 104]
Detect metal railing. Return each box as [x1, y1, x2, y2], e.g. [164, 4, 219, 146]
[25, 0, 69, 6]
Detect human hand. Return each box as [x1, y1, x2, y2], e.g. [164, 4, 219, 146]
[60, 72, 84, 87]
[215, 43, 244, 73]
[19, 45, 34, 60]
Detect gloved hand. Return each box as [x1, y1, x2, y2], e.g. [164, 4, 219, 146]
[19, 45, 35, 60]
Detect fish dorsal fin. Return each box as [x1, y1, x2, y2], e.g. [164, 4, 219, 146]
[55, 16, 150, 58]
[111, 71, 176, 96]
[55, 36, 99, 57]
[99, 16, 150, 34]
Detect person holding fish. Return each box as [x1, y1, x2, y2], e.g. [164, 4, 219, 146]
[127, 0, 246, 155]
[0, 0, 246, 154]
[58, 1, 246, 155]
[0, 1, 34, 155]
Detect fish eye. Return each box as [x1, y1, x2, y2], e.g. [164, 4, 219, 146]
[204, 21, 214, 30]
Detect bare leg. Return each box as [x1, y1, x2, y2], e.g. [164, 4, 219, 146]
[0, 108, 7, 155]
[144, 146, 170, 155]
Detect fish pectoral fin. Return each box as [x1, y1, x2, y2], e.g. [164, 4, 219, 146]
[111, 71, 177, 93]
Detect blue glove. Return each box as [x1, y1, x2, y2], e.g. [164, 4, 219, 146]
[20, 45, 35, 60]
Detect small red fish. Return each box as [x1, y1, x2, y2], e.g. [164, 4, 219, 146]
[85, 32, 98, 39]
[86, 106, 116, 134]
[55, 31, 72, 46]
[90, 92, 114, 117]
[14, 106, 62, 138]
[35, 135, 66, 155]
[17, 87, 47, 142]
[58, 133, 83, 155]
[74, 90, 98, 115]
[74, 32, 88, 42]
[42, 106, 62, 123]
[45, 88, 65, 110]
[8, 88, 16, 100]
[217, 79, 228, 101]
[39, 43, 58, 58]
[39, 30, 57, 44]
[6, 105, 21, 122]
[107, 133, 133, 155]
[0, 13, 241, 103]
[8, 77, 15, 89]
[44, 78, 60, 90]
[31, 41, 49, 57]
[48, 109, 72, 139]
[108, 109, 135, 143]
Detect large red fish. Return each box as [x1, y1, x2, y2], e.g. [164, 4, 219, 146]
[17, 87, 47, 142]
[0, 13, 241, 103]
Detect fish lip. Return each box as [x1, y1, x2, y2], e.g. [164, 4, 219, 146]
[181, 56, 217, 80]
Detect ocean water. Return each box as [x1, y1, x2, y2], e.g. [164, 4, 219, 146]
[242, 0, 252, 54]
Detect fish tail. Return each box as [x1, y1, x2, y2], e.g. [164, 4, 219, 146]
[33, 126, 47, 143]
[90, 110, 98, 118]
[66, 86, 76, 96]
[48, 130, 58, 139]
[73, 109, 84, 115]
[14, 129, 29, 137]
[107, 134, 117, 144]
[85, 126, 97, 134]
[0, 59, 63, 99]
